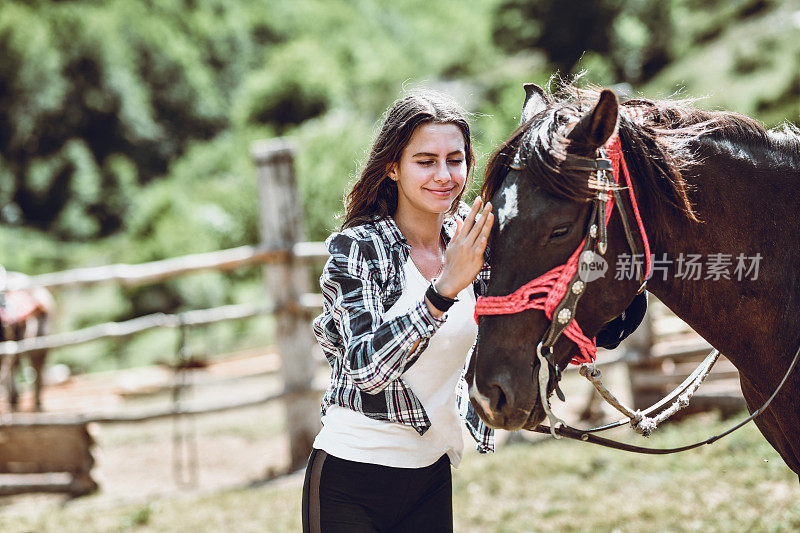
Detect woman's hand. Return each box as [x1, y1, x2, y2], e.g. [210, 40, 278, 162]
[434, 196, 494, 300]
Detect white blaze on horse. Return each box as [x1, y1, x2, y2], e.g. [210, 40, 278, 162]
[0, 267, 55, 411]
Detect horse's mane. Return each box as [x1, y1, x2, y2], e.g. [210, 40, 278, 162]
[480, 83, 797, 234]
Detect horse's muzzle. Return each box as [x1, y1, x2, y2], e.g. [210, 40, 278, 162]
[469, 370, 539, 430]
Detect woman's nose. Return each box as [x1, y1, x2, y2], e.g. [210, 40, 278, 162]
[433, 162, 450, 182]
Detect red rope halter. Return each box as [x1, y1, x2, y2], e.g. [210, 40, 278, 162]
[474, 135, 651, 365]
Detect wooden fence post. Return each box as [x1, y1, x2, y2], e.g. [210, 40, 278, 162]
[251, 139, 320, 471]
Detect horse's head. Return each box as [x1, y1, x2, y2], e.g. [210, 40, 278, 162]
[469, 85, 646, 430]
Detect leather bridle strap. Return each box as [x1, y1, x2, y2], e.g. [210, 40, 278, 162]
[562, 153, 613, 172]
[528, 339, 800, 454]
[610, 184, 646, 292]
[475, 134, 652, 366]
[540, 202, 600, 350]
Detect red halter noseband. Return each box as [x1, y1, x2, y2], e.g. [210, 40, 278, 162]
[474, 135, 651, 365]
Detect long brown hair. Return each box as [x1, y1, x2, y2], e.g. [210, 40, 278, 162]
[343, 89, 475, 229]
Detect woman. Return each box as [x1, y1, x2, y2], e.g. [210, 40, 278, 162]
[302, 89, 494, 532]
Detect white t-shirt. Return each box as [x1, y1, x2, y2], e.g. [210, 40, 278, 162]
[313, 256, 478, 468]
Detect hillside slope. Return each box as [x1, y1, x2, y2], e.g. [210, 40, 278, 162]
[644, 0, 800, 126]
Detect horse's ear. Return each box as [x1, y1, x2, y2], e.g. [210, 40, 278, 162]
[567, 89, 619, 150]
[521, 83, 548, 124]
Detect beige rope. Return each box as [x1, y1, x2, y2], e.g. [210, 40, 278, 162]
[579, 349, 721, 436]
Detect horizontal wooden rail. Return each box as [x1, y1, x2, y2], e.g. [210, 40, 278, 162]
[0, 296, 324, 358]
[650, 338, 714, 359]
[0, 474, 76, 496]
[0, 387, 324, 426]
[5, 242, 330, 291]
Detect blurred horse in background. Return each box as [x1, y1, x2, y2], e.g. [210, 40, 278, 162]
[0, 267, 55, 411]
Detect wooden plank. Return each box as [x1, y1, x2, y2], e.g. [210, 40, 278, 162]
[0, 423, 93, 474]
[0, 387, 324, 426]
[253, 139, 320, 471]
[293, 241, 330, 261]
[669, 358, 738, 375]
[650, 338, 714, 359]
[0, 473, 74, 496]
[6, 246, 281, 291]
[629, 369, 740, 389]
[0, 296, 321, 358]
[5, 243, 330, 293]
[688, 393, 746, 413]
[651, 315, 697, 337]
[0, 422, 97, 496]
[0, 303, 269, 358]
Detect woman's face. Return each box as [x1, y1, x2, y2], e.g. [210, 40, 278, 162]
[389, 122, 467, 216]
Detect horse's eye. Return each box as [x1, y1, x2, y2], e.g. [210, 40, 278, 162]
[549, 224, 571, 240]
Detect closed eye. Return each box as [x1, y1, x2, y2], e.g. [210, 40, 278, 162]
[548, 224, 571, 240]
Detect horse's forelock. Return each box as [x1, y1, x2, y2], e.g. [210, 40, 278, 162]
[484, 82, 785, 230]
[511, 106, 599, 202]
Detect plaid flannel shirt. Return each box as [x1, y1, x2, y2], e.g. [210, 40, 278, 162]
[312, 204, 494, 453]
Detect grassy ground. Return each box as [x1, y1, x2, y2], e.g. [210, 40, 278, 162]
[1, 410, 798, 532]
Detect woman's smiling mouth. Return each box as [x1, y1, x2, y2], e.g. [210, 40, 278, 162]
[426, 186, 455, 197]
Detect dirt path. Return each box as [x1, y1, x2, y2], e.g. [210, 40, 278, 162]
[0, 349, 304, 513]
[1, 331, 692, 518]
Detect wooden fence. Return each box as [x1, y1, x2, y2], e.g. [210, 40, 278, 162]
[1, 139, 746, 497]
[0, 138, 328, 496]
[625, 298, 744, 416]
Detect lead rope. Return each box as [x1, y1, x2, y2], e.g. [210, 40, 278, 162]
[577, 349, 721, 436]
[531, 340, 800, 454]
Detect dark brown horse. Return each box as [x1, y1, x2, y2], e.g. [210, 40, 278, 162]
[0, 269, 55, 411]
[468, 83, 800, 476]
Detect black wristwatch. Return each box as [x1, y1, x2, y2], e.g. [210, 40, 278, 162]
[426, 283, 458, 312]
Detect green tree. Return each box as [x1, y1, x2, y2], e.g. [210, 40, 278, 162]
[492, 0, 676, 84]
[0, 0, 281, 237]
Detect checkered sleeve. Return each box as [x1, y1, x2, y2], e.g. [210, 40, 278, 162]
[457, 357, 495, 453]
[322, 232, 445, 394]
[454, 258, 495, 453]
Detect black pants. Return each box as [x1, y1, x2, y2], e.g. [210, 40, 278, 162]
[302, 449, 453, 532]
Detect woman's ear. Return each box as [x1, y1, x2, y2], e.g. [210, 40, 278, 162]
[387, 162, 398, 181]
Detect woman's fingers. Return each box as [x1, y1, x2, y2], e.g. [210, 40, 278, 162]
[438, 202, 493, 296]
[459, 196, 482, 237]
[453, 217, 463, 239]
[465, 202, 492, 246]
[476, 212, 494, 253]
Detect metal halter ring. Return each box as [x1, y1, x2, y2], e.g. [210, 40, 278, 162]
[535, 341, 566, 438]
[536, 340, 552, 360]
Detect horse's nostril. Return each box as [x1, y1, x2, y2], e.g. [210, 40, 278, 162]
[491, 385, 506, 413]
[487, 378, 515, 414]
